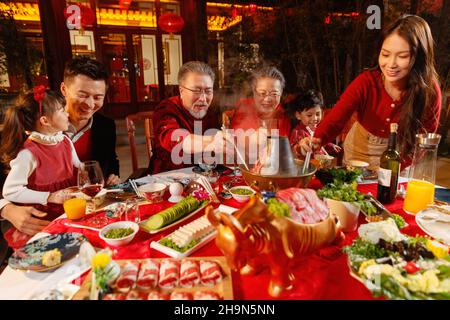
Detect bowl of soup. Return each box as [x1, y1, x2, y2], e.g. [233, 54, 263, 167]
[229, 186, 256, 203]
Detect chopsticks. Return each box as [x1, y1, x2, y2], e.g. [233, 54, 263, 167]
[64, 222, 101, 232]
[129, 179, 144, 198]
[305, 126, 328, 155]
[221, 125, 249, 171]
[302, 131, 314, 174]
[198, 176, 220, 203]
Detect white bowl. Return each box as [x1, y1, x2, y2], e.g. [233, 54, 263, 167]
[314, 154, 335, 168]
[138, 182, 167, 203]
[99, 221, 139, 246]
[347, 160, 369, 169]
[325, 198, 361, 232]
[229, 186, 256, 203]
[70, 188, 106, 206]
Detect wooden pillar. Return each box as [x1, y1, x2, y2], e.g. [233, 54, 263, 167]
[38, 0, 72, 91]
[180, 0, 208, 63]
[155, 0, 166, 101]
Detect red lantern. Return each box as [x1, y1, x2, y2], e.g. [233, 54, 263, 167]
[119, 0, 131, 10]
[249, 3, 257, 13]
[231, 5, 238, 18]
[158, 13, 185, 34]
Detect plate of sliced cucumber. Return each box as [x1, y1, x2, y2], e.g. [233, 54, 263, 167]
[139, 195, 209, 234]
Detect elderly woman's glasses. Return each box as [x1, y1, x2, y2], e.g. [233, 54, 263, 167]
[180, 85, 213, 97]
[255, 90, 281, 99]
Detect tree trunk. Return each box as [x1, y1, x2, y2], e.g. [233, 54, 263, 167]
[303, 24, 322, 93]
[332, 45, 338, 99]
[410, 0, 420, 14]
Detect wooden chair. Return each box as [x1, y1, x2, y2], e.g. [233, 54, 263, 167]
[222, 109, 235, 128]
[125, 111, 154, 178]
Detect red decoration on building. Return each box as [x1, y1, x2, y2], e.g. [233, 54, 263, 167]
[158, 13, 185, 34]
[64, 4, 95, 27]
[119, 0, 132, 10]
[231, 5, 238, 18]
[324, 15, 331, 24]
[249, 3, 257, 13]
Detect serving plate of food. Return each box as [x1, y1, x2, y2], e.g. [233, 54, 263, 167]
[139, 195, 209, 234]
[416, 205, 450, 245]
[344, 219, 450, 300]
[72, 256, 233, 300]
[151, 215, 217, 258]
[8, 233, 87, 272]
[360, 193, 408, 228]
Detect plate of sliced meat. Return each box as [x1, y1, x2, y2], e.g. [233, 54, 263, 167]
[72, 256, 233, 300]
[275, 188, 329, 224]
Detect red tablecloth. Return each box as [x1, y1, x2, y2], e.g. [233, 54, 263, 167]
[43, 179, 424, 300]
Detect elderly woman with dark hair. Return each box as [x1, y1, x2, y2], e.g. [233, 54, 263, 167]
[230, 66, 291, 136]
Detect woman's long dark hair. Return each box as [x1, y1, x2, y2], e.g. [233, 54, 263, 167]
[0, 90, 65, 171]
[378, 15, 439, 157]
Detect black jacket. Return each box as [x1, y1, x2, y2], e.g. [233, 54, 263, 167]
[91, 113, 120, 178]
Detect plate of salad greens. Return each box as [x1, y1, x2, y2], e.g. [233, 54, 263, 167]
[317, 183, 407, 229]
[316, 167, 362, 186]
[317, 183, 376, 212]
[361, 194, 407, 228]
[344, 219, 450, 300]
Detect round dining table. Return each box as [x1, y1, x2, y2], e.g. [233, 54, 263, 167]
[0, 167, 427, 300]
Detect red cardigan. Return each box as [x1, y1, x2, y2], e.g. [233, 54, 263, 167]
[315, 70, 442, 146]
[290, 122, 339, 157]
[150, 96, 219, 173]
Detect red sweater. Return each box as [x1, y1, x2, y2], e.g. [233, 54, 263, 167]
[315, 70, 442, 146]
[230, 98, 291, 136]
[290, 122, 339, 157]
[150, 96, 219, 173]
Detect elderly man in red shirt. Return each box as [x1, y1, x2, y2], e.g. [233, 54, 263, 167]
[149, 61, 230, 173]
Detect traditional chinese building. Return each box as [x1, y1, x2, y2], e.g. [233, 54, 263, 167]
[0, 0, 275, 118]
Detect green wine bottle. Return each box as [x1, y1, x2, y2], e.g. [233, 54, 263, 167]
[377, 123, 400, 204]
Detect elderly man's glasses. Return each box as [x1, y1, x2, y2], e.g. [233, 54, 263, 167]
[180, 85, 213, 96]
[255, 90, 281, 99]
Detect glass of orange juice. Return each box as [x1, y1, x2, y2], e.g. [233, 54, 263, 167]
[64, 198, 87, 220]
[403, 180, 435, 215]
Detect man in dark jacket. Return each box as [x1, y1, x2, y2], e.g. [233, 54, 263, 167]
[61, 57, 120, 185]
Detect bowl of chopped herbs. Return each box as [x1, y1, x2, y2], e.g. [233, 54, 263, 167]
[99, 221, 139, 246]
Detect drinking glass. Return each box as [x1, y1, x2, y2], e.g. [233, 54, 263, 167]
[403, 180, 435, 214]
[124, 198, 141, 223]
[78, 161, 104, 199]
[199, 161, 217, 174]
[78, 161, 106, 226]
[403, 133, 441, 214]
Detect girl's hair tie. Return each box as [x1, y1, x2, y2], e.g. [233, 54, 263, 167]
[33, 85, 46, 115]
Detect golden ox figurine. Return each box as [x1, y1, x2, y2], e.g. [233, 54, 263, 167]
[206, 197, 341, 297]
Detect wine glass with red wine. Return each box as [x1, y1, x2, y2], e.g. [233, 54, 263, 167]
[78, 161, 106, 226]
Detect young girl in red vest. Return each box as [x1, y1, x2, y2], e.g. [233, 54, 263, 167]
[287, 90, 341, 158]
[1, 86, 81, 248]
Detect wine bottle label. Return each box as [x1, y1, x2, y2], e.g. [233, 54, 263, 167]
[378, 168, 392, 187]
